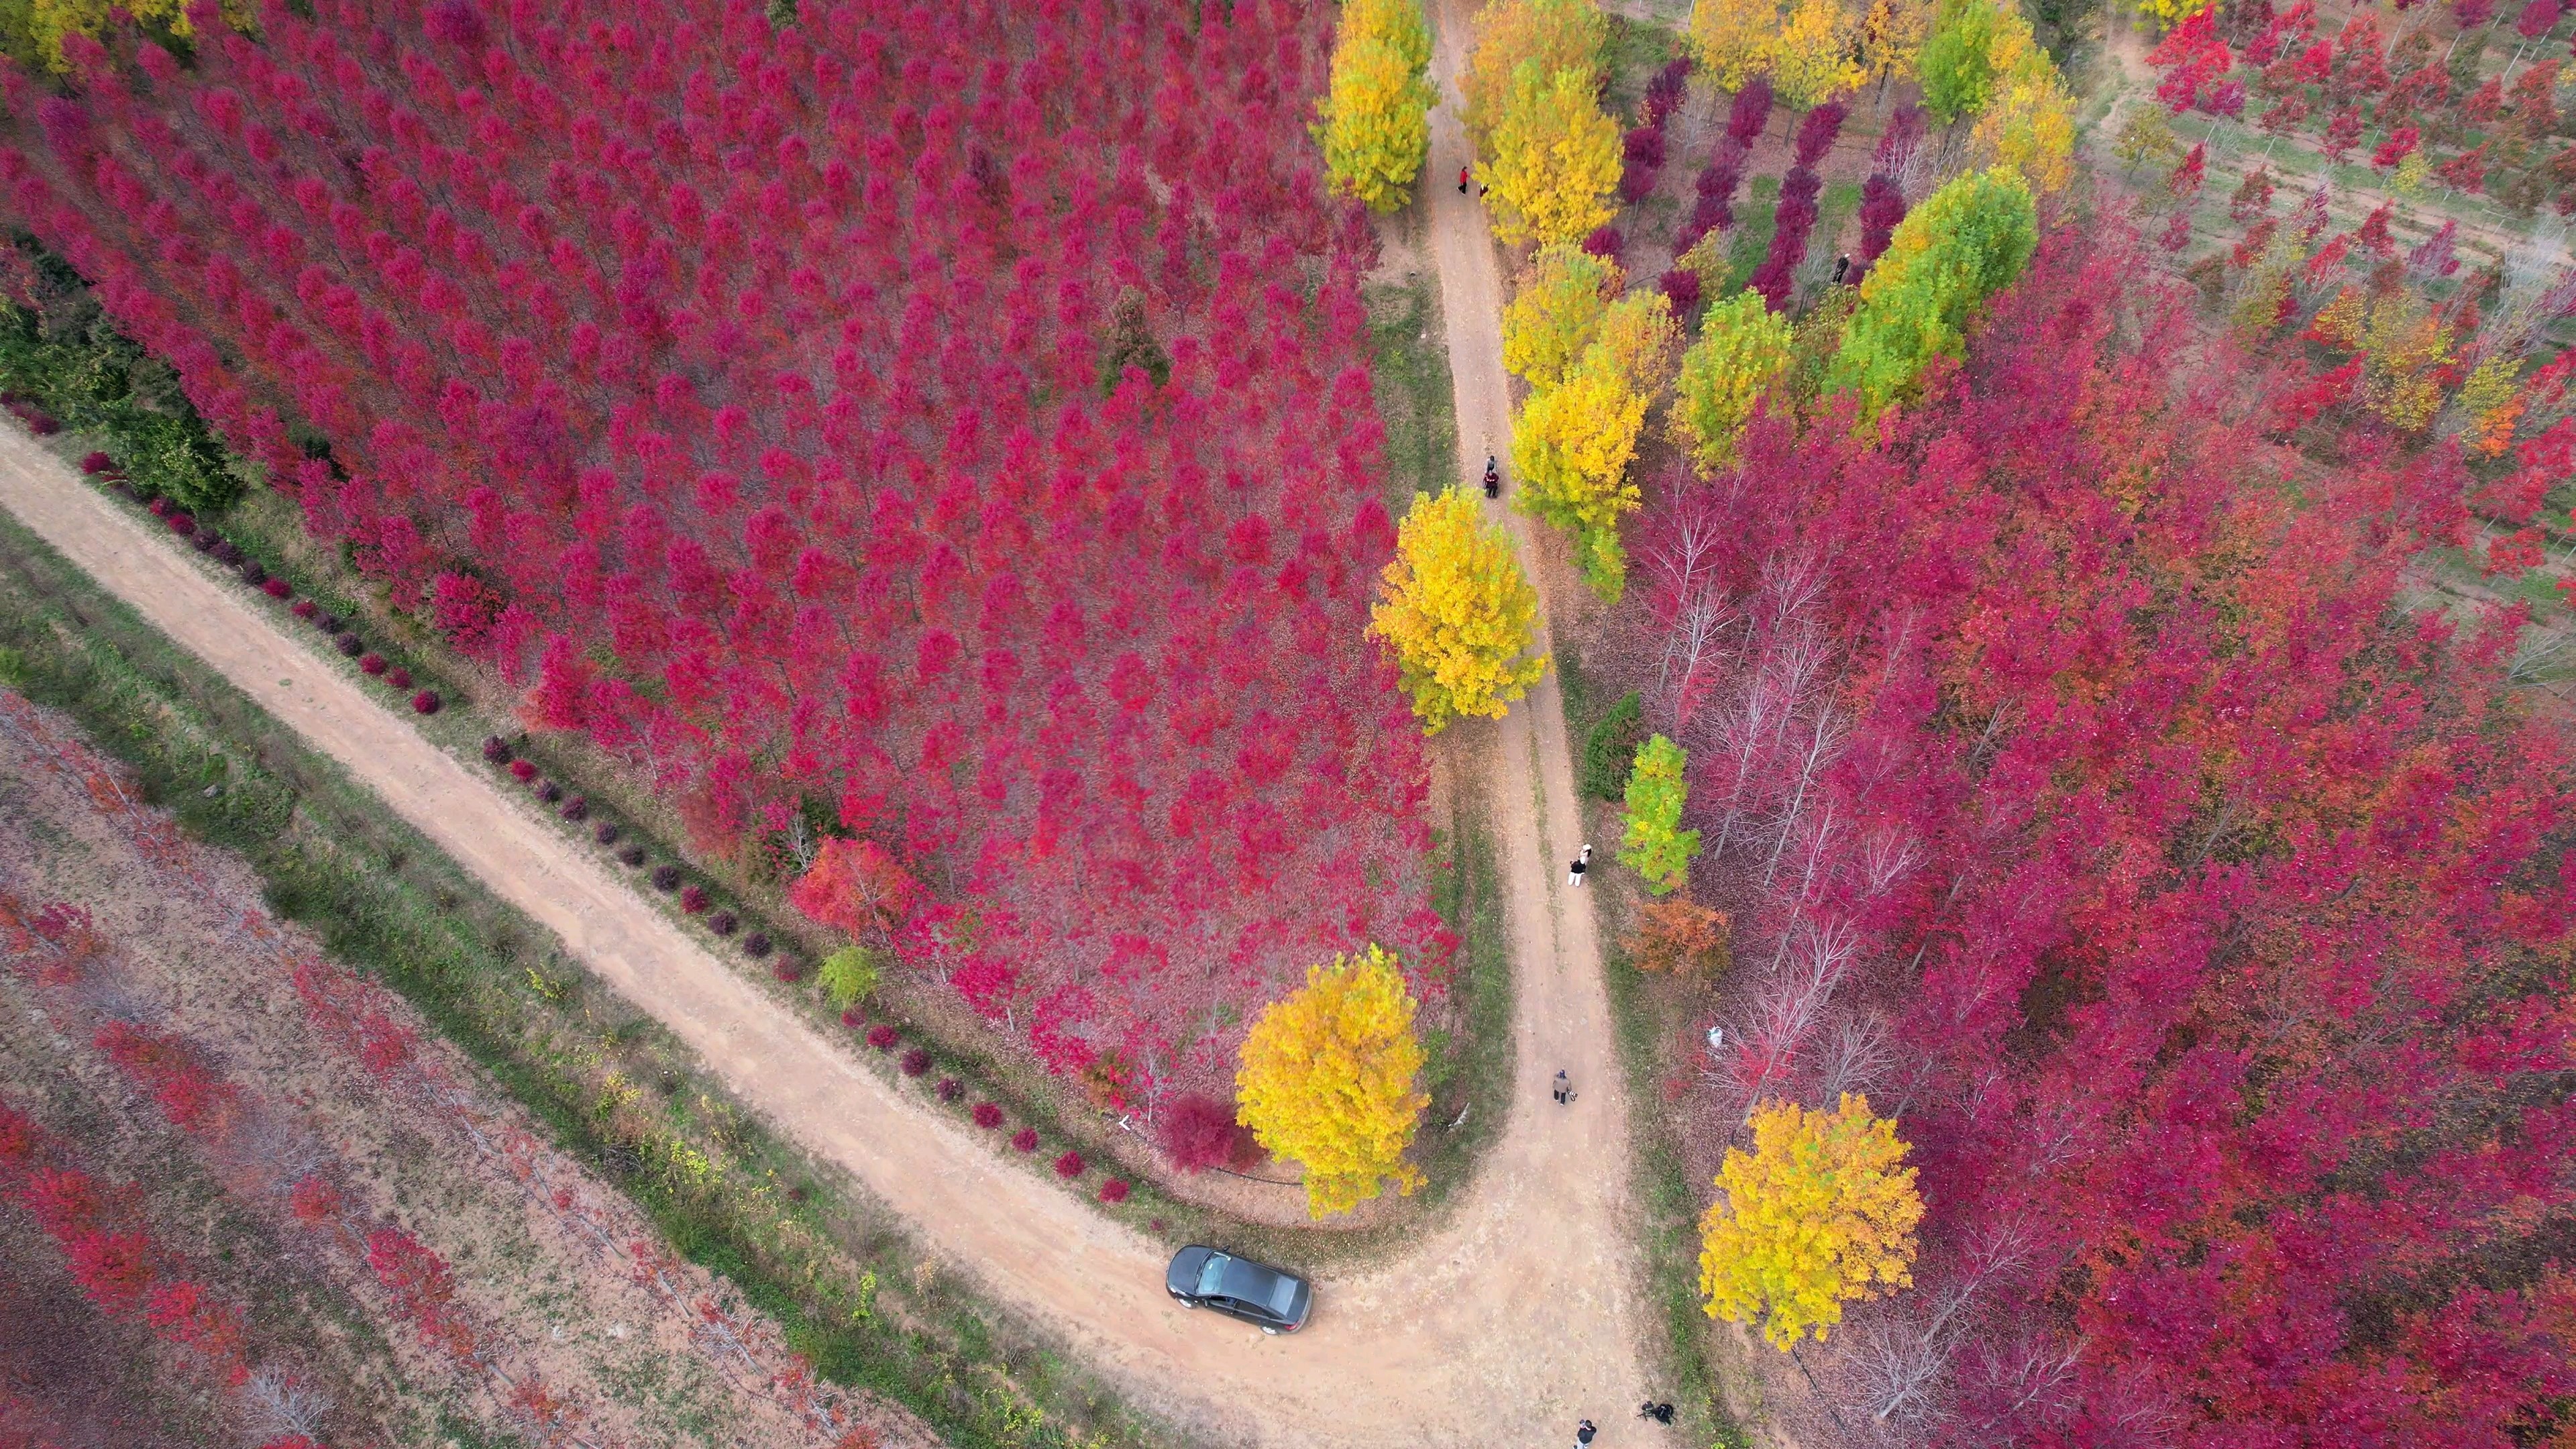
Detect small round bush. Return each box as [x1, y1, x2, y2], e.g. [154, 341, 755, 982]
[290, 598, 317, 619]
[28, 412, 57, 435]
[560, 796, 588, 821]
[535, 781, 562, 804]
[594, 821, 621, 845]
[508, 759, 537, 781]
[191, 529, 217, 553]
[900, 1047, 931, 1077]
[680, 884, 710, 914]
[708, 910, 737, 936]
[263, 578, 290, 598]
[619, 845, 647, 867]
[1053, 1150, 1084, 1179]
[482, 736, 511, 763]
[411, 690, 442, 715]
[1011, 1128, 1038, 1153]
[1581, 224, 1624, 259]
[166, 511, 194, 535]
[213, 541, 242, 566]
[387, 667, 413, 688]
[772, 959, 803, 982]
[936, 1077, 963, 1102]
[865, 1023, 898, 1050]
[1099, 1179, 1130, 1203]
[650, 864, 680, 892]
[742, 932, 773, 958]
[146, 494, 171, 516]
[360, 653, 388, 676]
[239, 561, 264, 586]
[973, 1102, 1004, 1129]
[317, 612, 343, 633]
[108, 479, 133, 498]
[80, 451, 111, 474]
[841, 1008, 865, 1028]
[335, 633, 364, 657]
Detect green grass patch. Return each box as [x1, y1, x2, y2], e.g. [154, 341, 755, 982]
[1367, 270, 1462, 507]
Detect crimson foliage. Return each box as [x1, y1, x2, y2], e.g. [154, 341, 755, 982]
[0, 0, 1442, 1097]
[1155, 1088, 1255, 1172]
[1637, 223, 2576, 1440]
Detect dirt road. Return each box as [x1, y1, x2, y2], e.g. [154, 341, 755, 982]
[0, 16, 1660, 1449]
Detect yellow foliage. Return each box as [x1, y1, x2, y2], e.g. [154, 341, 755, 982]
[1773, 0, 1868, 107]
[1236, 945, 1430, 1218]
[1592, 288, 1682, 401]
[2359, 292, 2453, 433]
[1699, 1093, 1924, 1349]
[1462, 0, 1608, 159]
[1690, 0, 1787, 93]
[1345, 0, 1434, 74]
[1862, 0, 1937, 88]
[1316, 34, 1439, 212]
[2135, 0, 2216, 26]
[1480, 60, 1624, 247]
[1502, 244, 1620, 390]
[1973, 63, 2076, 193]
[2392, 149, 2431, 197]
[2457, 356, 2523, 455]
[1673, 289, 1796, 469]
[23, 0, 246, 70]
[1368, 487, 1550, 733]
[1513, 340, 1648, 597]
[2309, 287, 2366, 350]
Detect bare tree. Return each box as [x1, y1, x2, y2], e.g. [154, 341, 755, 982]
[246, 1369, 333, 1440]
[1815, 1012, 1894, 1105]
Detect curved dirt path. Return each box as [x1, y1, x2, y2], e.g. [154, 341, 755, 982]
[0, 19, 1661, 1449]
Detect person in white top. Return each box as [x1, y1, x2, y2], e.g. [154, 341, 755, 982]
[1567, 843, 1593, 888]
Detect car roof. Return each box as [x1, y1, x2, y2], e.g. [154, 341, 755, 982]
[1210, 1255, 1301, 1316]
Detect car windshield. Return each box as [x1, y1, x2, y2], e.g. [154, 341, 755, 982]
[1194, 1252, 1232, 1298]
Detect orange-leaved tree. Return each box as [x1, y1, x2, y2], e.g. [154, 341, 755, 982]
[788, 837, 922, 938]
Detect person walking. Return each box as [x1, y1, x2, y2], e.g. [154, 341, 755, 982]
[1576, 1419, 1599, 1447]
[1458, 164, 1472, 194]
[1483, 453, 1501, 499]
[1552, 1069, 1571, 1105]
[1568, 843, 1593, 888]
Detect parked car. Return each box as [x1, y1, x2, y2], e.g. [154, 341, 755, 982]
[1165, 1246, 1311, 1334]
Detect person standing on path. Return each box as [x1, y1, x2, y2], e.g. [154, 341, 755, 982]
[1458, 163, 1472, 194]
[1576, 1419, 1599, 1447]
[1568, 843, 1593, 888]
[1552, 1069, 1571, 1105]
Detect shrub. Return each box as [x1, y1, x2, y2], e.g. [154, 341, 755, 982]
[335, 633, 364, 657]
[290, 599, 316, 619]
[1660, 268, 1703, 317]
[1099, 1179, 1130, 1203]
[708, 910, 737, 936]
[535, 782, 562, 804]
[1581, 224, 1624, 258]
[619, 846, 647, 867]
[819, 945, 881, 1009]
[1054, 1150, 1085, 1178]
[937, 1077, 963, 1102]
[263, 578, 291, 600]
[165, 511, 195, 535]
[771, 959, 803, 983]
[866, 1024, 899, 1050]
[650, 865, 681, 892]
[841, 1008, 865, 1028]
[1011, 1128, 1039, 1153]
[1582, 692, 1647, 800]
[316, 613, 343, 633]
[79, 450, 109, 473]
[386, 668, 412, 688]
[1160, 1091, 1258, 1173]
[409, 691, 439, 715]
[482, 736, 511, 763]
[360, 653, 387, 676]
[559, 796, 587, 821]
[973, 1103, 1005, 1129]
[680, 885, 710, 914]
[508, 759, 537, 781]
[147, 495, 172, 517]
[900, 1048, 932, 1077]
[592, 822, 620, 845]
[741, 933, 773, 959]
[238, 561, 264, 586]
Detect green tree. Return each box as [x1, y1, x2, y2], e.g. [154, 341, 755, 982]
[1236, 945, 1430, 1218]
[1581, 691, 1646, 800]
[1368, 488, 1550, 733]
[1826, 166, 2037, 419]
[1699, 1093, 1924, 1348]
[1917, 0, 2006, 122]
[1462, 0, 1609, 159]
[1502, 245, 1619, 391]
[818, 945, 883, 1010]
[1619, 734, 1699, 894]
[1479, 60, 1623, 248]
[1316, 0, 1438, 212]
[1672, 290, 1796, 470]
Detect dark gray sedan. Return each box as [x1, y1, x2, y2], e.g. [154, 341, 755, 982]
[1165, 1246, 1312, 1334]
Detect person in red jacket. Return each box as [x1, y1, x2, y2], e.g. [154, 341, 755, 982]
[1458, 164, 1472, 194]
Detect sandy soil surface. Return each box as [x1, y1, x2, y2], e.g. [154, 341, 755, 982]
[0, 15, 1669, 1448]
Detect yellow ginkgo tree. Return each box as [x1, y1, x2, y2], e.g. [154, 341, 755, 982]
[1502, 245, 1619, 390]
[1236, 945, 1430, 1218]
[1513, 290, 1674, 600]
[1462, 0, 1607, 158]
[1699, 1093, 1924, 1348]
[1315, 0, 1438, 211]
[1368, 488, 1550, 733]
[1479, 58, 1622, 248]
[1672, 290, 1794, 469]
